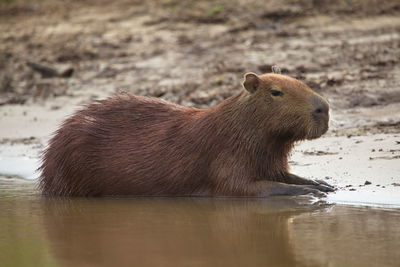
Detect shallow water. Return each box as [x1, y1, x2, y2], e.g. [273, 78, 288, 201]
[1, 179, 400, 267]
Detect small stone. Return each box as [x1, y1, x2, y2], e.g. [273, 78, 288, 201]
[51, 105, 61, 110]
[364, 181, 372, 185]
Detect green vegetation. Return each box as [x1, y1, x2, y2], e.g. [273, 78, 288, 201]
[0, 0, 14, 5]
[206, 3, 224, 16]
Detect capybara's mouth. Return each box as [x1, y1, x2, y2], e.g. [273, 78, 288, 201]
[306, 118, 329, 140]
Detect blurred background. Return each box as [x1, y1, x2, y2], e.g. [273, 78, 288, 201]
[1, 0, 399, 124]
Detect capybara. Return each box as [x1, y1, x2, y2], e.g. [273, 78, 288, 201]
[39, 72, 334, 197]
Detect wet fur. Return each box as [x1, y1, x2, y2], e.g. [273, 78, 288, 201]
[39, 73, 329, 197]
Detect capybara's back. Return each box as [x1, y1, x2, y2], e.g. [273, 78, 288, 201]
[40, 94, 210, 196]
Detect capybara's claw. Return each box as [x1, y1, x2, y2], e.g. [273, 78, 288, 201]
[315, 179, 336, 190]
[312, 184, 335, 193]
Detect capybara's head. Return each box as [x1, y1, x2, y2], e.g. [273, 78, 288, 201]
[242, 72, 329, 141]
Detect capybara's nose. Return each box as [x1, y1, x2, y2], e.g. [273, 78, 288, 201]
[311, 94, 329, 116]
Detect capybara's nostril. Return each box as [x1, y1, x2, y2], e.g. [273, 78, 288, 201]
[315, 108, 323, 114]
[311, 95, 329, 116]
[314, 107, 328, 116]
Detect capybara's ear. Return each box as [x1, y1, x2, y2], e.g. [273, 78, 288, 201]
[243, 73, 260, 93]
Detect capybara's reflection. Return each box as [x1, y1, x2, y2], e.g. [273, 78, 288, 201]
[41, 197, 328, 267]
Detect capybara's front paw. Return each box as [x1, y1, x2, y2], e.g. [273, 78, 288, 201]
[297, 185, 327, 197]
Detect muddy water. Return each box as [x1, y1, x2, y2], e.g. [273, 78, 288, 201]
[0, 179, 400, 267]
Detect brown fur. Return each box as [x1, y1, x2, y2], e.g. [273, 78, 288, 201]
[39, 73, 330, 197]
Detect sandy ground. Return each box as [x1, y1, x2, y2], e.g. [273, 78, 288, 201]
[0, 0, 399, 206]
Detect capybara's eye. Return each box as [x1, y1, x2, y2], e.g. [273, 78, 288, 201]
[271, 90, 284, 97]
